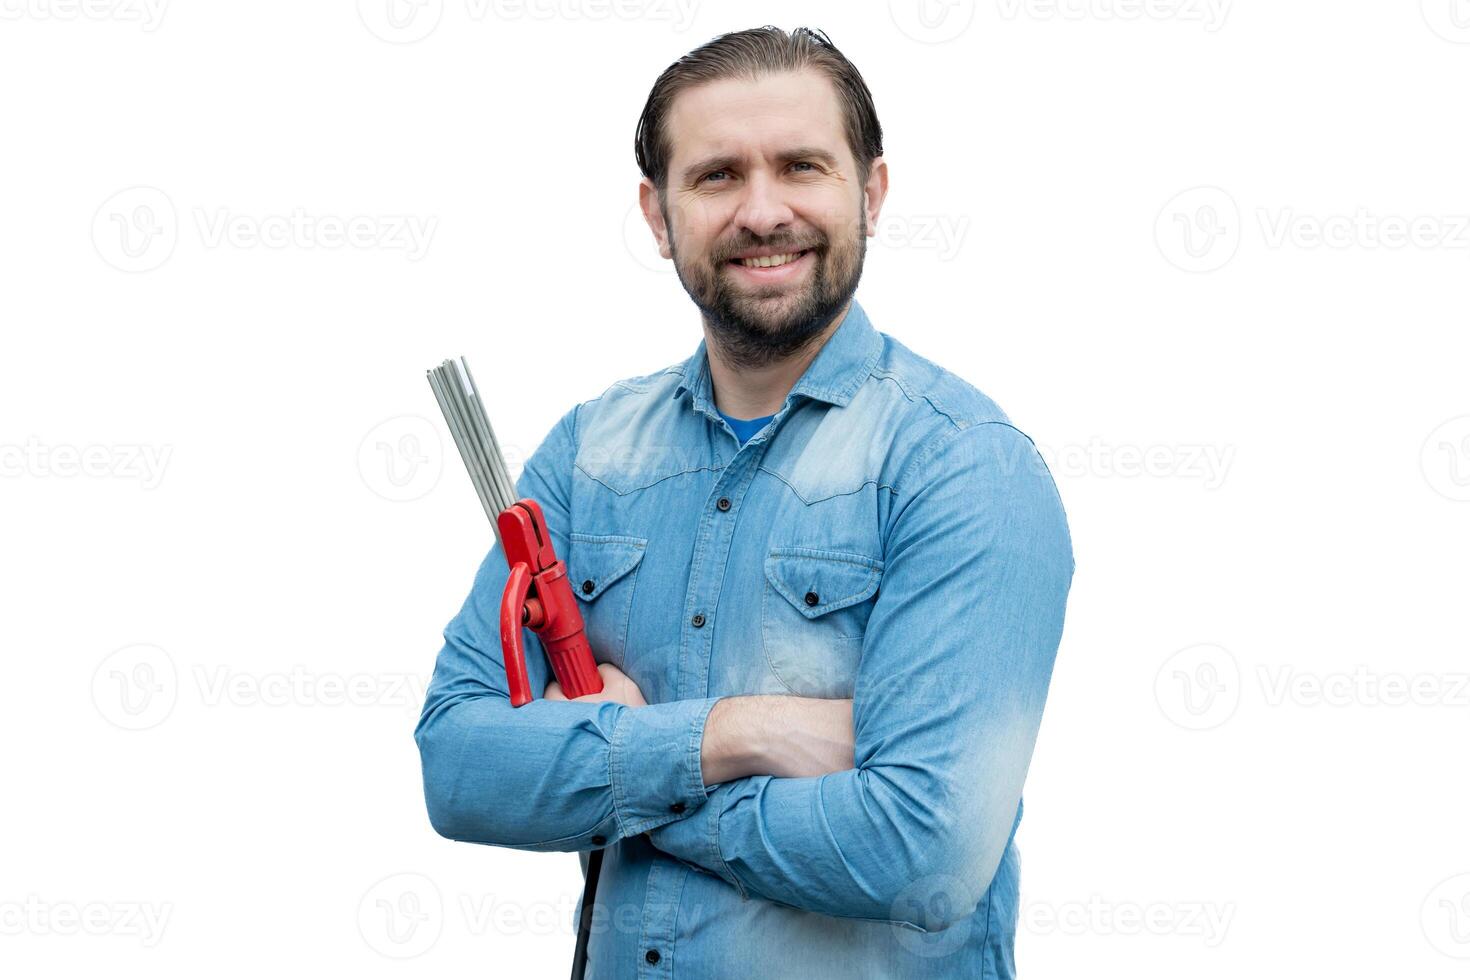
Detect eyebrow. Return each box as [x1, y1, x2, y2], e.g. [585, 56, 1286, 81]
[679, 146, 840, 186]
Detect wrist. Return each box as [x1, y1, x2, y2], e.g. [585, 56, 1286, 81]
[700, 696, 769, 785]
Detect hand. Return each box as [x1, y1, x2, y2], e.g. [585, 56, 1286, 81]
[544, 661, 647, 708]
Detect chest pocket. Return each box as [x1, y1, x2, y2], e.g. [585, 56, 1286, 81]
[761, 547, 884, 698]
[567, 532, 647, 669]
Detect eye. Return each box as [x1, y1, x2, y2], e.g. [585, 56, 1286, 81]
[791, 161, 817, 173]
[700, 170, 729, 184]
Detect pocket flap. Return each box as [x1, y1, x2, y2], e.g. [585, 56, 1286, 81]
[764, 547, 884, 619]
[568, 533, 647, 602]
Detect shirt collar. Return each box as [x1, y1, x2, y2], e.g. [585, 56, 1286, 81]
[672, 298, 882, 417]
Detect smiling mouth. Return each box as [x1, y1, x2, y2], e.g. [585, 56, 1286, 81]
[727, 249, 812, 269]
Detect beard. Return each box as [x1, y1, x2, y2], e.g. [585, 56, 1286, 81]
[667, 204, 866, 371]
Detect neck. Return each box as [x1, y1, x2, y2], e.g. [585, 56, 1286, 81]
[704, 300, 851, 419]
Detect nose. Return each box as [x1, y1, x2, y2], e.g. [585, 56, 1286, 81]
[730, 168, 796, 241]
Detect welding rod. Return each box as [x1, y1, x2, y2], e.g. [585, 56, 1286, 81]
[426, 357, 518, 531]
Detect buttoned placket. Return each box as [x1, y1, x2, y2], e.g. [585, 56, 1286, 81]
[630, 399, 785, 978]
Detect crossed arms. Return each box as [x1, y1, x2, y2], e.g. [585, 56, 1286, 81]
[414, 407, 1074, 931]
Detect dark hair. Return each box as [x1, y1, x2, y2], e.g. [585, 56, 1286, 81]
[634, 26, 884, 197]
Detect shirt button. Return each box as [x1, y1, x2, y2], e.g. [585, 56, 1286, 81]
[645, 948, 662, 964]
[804, 591, 820, 606]
[581, 579, 595, 594]
[691, 613, 705, 628]
[670, 801, 686, 814]
[591, 835, 607, 846]
[716, 497, 731, 511]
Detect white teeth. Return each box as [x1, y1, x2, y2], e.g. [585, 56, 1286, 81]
[739, 251, 803, 268]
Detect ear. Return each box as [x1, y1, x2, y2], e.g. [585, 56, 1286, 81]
[861, 156, 889, 237]
[638, 179, 673, 260]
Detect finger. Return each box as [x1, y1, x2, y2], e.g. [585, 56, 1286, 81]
[544, 682, 566, 701]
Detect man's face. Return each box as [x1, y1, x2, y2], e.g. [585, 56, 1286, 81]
[641, 69, 886, 369]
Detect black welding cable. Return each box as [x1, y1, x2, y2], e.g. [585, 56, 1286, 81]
[570, 849, 603, 980]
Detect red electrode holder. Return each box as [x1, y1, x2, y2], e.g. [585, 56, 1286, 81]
[497, 499, 604, 707]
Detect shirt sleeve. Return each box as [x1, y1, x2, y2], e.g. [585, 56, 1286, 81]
[645, 421, 1074, 929]
[414, 403, 720, 851]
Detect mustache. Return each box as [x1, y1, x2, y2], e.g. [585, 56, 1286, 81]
[716, 240, 822, 262]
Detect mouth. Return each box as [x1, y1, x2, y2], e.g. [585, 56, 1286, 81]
[725, 248, 815, 285]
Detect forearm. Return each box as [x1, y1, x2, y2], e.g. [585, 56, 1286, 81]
[416, 658, 720, 850]
[700, 694, 854, 784]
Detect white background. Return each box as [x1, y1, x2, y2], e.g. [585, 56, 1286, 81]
[2, 1, 1468, 977]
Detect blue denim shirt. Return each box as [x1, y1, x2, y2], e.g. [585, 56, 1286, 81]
[415, 298, 1074, 979]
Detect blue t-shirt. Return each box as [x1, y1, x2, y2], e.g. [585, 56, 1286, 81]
[718, 408, 776, 446]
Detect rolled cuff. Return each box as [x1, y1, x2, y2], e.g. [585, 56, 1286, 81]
[609, 696, 720, 838]
[644, 780, 747, 899]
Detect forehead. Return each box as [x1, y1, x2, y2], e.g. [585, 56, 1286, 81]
[664, 69, 849, 171]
